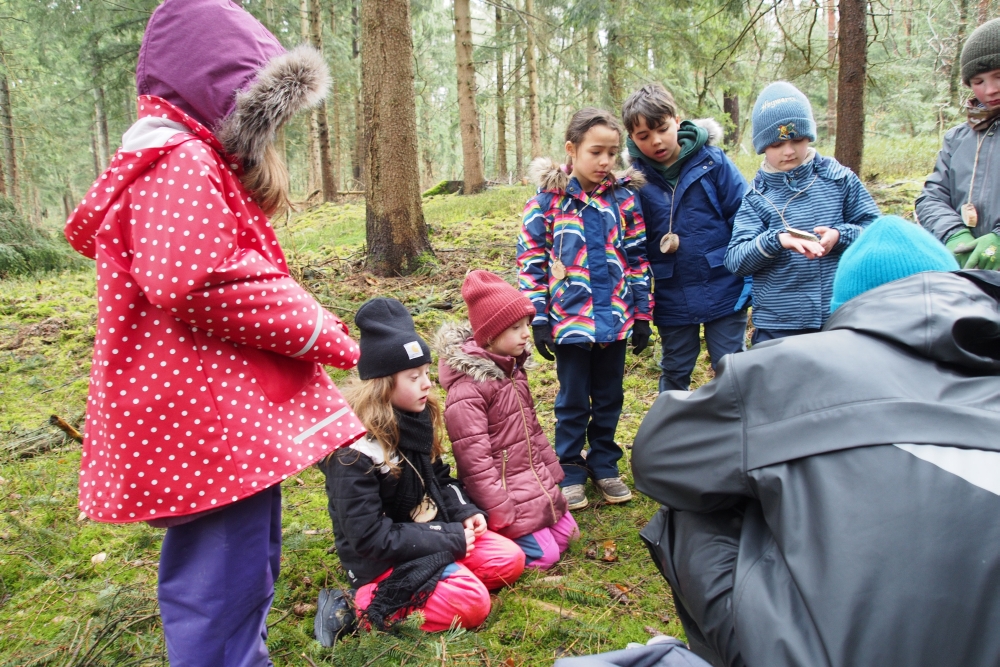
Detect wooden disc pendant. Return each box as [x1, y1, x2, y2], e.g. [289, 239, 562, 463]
[552, 259, 567, 280]
[962, 202, 979, 228]
[660, 233, 680, 254]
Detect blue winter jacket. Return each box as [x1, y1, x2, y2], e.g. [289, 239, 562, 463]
[632, 126, 750, 327]
[725, 152, 880, 330]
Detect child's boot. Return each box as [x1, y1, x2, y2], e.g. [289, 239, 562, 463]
[315, 588, 355, 647]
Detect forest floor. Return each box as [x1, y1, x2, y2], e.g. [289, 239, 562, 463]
[0, 150, 929, 666]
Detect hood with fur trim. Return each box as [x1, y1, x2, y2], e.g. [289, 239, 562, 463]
[137, 0, 328, 168]
[435, 321, 535, 389]
[528, 158, 647, 193]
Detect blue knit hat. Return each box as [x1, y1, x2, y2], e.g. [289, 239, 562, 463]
[751, 82, 817, 154]
[831, 216, 959, 312]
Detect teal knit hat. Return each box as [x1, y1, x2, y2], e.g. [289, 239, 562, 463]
[831, 216, 959, 312]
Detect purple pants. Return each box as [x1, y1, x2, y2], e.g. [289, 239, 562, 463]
[158, 485, 282, 667]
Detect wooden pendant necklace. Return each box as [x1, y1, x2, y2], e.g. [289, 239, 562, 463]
[659, 183, 680, 254]
[962, 130, 989, 228]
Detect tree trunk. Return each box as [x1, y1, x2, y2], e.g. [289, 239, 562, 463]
[309, 0, 337, 200]
[90, 129, 101, 180]
[420, 93, 435, 188]
[453, 0, 486, 194]
[606, 10, 625, 107]
[265, 0, 275, 27]
[978, 0, 992, 24]
[301, 0, 320, 194]
[513, 17, 525, 178]
[834, 0, 866, 175]
[586, 25, 598, 104]
[827, 0, 838, 139]
[362, 0, 432, 275]
[723, 91, 740, 146]
[352, 0, 364, 188]
[495, 5, 508, 180]
[524, 0, 542, 158]
[0, 74, 17, 203]
[332, 81, 341, 192]
[951, 0, 971, 106]
[94, 87, 110, 170]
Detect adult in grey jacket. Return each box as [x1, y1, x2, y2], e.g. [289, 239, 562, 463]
[632, 269, 1000, 667]
[916, 17, 1000, 269]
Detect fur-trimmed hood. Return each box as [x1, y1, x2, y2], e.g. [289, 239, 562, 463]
[137, 0, 328, 168]
[435, 321, 535, 389]
[528, 158, 647, 193]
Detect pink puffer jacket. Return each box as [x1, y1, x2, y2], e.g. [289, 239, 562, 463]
[437, 322, 567, 540]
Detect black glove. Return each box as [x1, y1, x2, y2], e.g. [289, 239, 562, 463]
[532, 324, 555, 361]
[631, 320, 651, 355]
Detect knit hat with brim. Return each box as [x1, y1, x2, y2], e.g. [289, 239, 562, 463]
[137, 0, 329, 168]
[962, 18, 1000, 85]
[831, 216, 959, 312]
[355, 298, 432, 379]
[751, 81, 817, 154]
[462, 270, 535, 346]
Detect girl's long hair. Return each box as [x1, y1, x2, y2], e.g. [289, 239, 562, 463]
[339, 374, 444, 476]
[240, 141, 289, 217]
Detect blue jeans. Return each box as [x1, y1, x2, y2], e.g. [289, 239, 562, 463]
[553, 340, 628, 486]
[750, 327, 820, 346]
[657, 310, 749, 392]
[158, 485, 282, 667]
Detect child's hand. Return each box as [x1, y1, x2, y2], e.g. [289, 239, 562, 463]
[779, 233, 825, 259]
[463, 513, 488, 536]
[464, 527, 476, 556]
[813, 226, 840, 253]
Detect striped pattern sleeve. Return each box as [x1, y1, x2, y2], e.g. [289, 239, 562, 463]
[620, 188, 653, 318]
[725, 196, 784, 277]
[833, 172, 881, 251]
[517, 195, 552, 326]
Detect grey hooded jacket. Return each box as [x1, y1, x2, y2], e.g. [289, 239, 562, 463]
[633, 270, 1000, 667]
[916, 120, 1000, 241]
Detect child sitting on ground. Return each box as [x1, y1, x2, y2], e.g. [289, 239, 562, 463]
[314, 297, 525, 644]
[437, 270, 579, 571]
[725, 82, 880, 343]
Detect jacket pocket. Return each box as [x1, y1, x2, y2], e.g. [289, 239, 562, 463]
[239, 346, 319, 404]
[705, 245, 728, 269]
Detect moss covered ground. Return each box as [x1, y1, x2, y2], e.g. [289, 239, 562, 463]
[0, 162, 931, 665]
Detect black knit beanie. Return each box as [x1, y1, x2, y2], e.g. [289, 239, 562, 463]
[962, 18, 1000, 85]
[354, 297, 432, 380]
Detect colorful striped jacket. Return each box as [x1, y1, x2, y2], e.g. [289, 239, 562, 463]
[517, 158, 652, 345]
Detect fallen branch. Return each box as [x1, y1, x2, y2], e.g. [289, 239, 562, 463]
[49, 415, 83, 443]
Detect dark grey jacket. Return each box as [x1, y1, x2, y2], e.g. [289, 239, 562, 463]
[633, 270, 1000, 667]
[916, 120, 1000, 241]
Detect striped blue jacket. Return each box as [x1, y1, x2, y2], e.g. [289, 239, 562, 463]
[725, 153, 880, 330]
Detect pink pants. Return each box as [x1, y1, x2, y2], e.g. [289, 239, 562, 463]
[355, 530, 525, 632]
[512, 511, 579, 570]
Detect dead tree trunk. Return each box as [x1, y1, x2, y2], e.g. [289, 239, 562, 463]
[723, 91, 740, 146]
[951, 0, 971, 106]
[495, 5, 508, 180]
[309, 0, 337, 200]
[827, 0, 838, 139]
[453, 0, 486, 194]
[0, 73, 17, 203]
[362, 0, 432, 275]
[834, 0, 867, 175]
[524, 0, 542, 158]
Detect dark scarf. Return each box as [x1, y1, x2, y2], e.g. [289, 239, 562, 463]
[387, 408, 452, 525]
[362, 551, 455, 630]
[627, 120, 709, 187]
[965, 95, 1000, 132]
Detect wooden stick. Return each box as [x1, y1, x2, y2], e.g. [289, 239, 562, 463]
[49, 415, 83, 443]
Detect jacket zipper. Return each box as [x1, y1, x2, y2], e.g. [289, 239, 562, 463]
[501, 449, 508, 490]
[511, 368, 559, 524]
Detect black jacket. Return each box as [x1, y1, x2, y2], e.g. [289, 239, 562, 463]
[633, 271, 1000, 667]
[319, 438, 483, 588]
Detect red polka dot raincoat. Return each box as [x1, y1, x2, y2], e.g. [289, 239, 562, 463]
[65, 96, 365, 523]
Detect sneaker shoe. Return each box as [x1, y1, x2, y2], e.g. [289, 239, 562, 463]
[314, 588, 355, 647]
[561, 484, 588, 510]
[595, 476, 632, 504]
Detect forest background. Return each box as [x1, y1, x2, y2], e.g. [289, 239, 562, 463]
[0, 0, 996, 664]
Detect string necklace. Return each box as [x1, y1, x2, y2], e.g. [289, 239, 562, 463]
[752, 172, 821, 242]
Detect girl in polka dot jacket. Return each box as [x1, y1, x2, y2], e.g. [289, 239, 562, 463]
[315, 298, 525, 641]
[63, 2, 364, 665]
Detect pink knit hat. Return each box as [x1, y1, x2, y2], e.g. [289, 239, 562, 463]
[461, 270, 535, 346]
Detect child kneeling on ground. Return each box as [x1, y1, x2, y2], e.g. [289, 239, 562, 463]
[725, 82, 880, 343]
[437, 270, 579, 571]
[315, 298, 525, 643]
